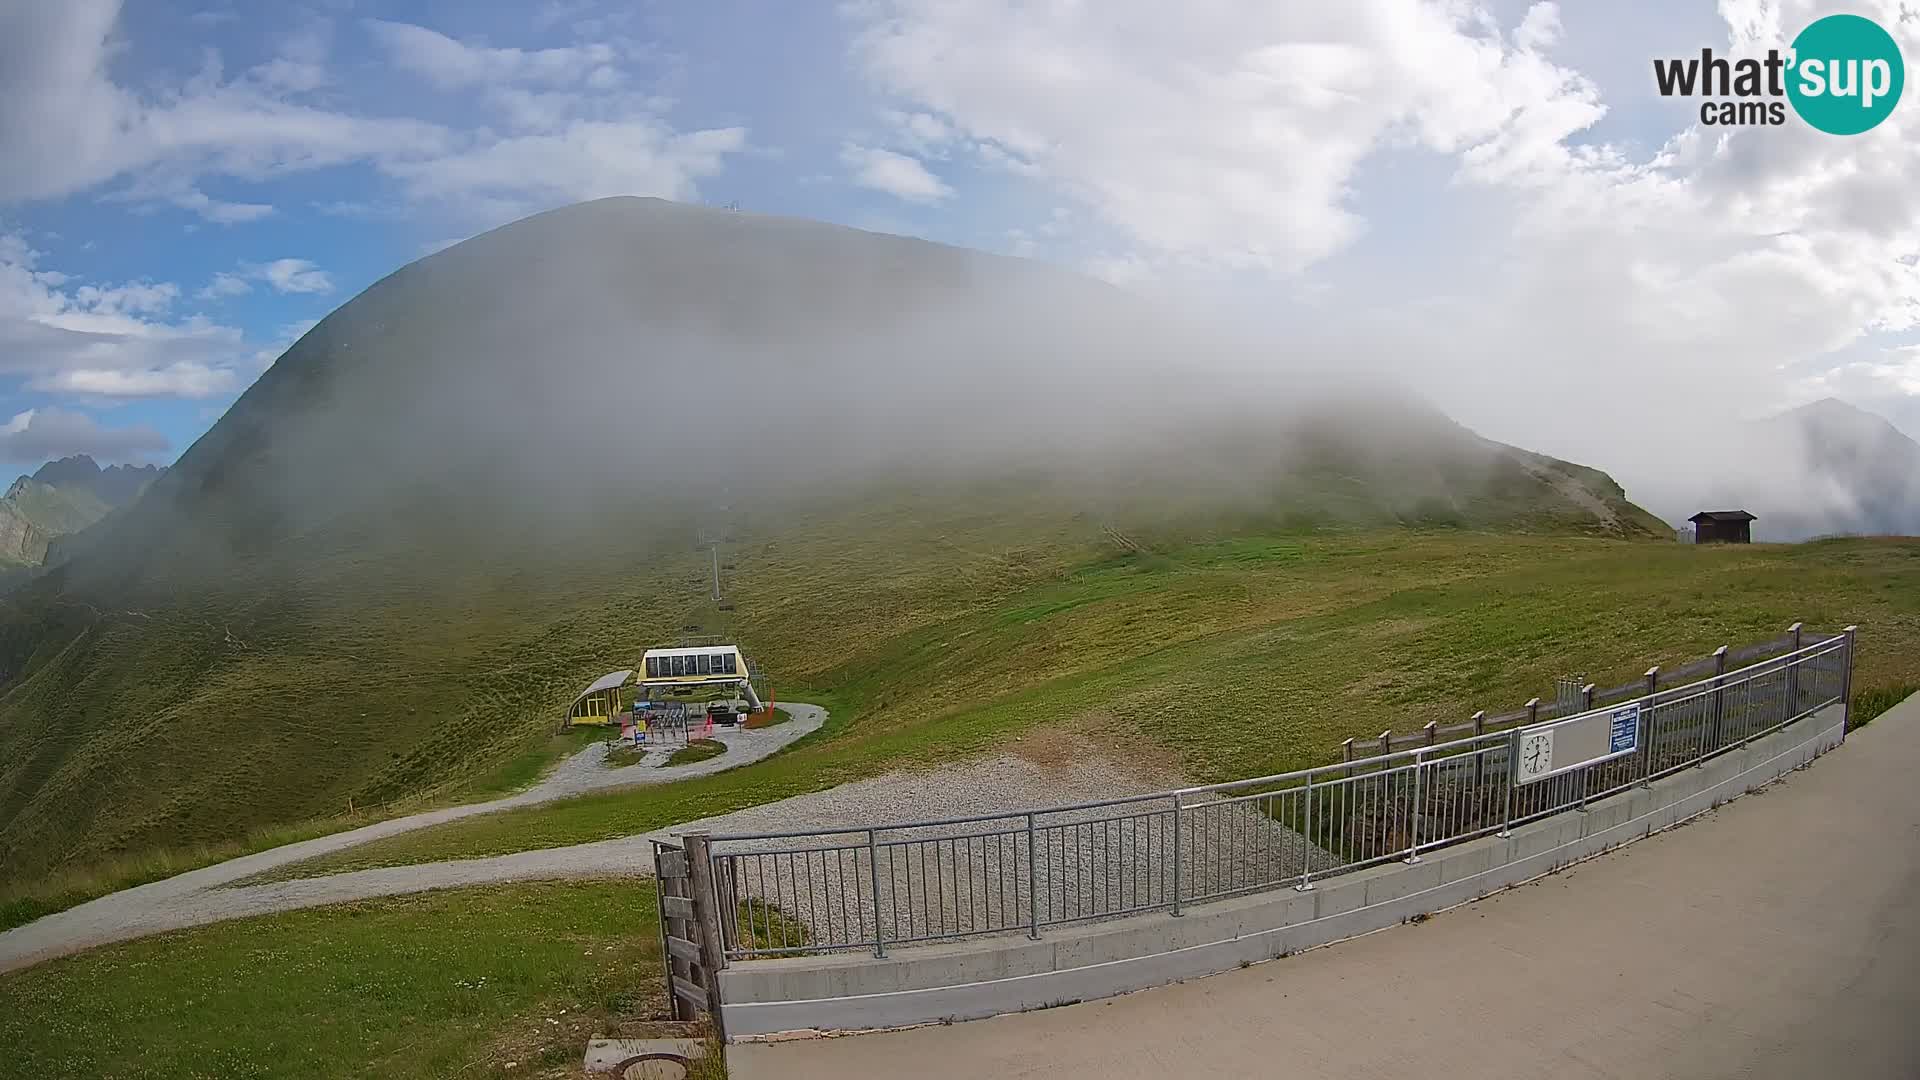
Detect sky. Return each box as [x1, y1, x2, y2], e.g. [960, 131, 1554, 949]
[0, 0, 1916, 505]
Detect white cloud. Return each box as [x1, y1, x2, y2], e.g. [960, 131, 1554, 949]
[363, 19, 618, 92]
[847, 1, 1603, 271]
[0, 232, 251, 400]
[107, 175, 278, 224]
[31, 363, 239, 399]
[0, 3, 454, 207]
[840, 144, 953, 203]
[197, 260, 331, 300]
[0, 406, 168, 463]
[843, 0, 1920, 520]
[882, 110, 955, 156]
[383, 121, 746, 220]
[71, 280, 179, 316]
[257, 258, 333, 295]
[171, 189, 276, 224]
[0, 7, 749, 232]
[354, 19, 749, 218]
[197, 272, 251, 300]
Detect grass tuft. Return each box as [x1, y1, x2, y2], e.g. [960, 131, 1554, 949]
[1849, 684, 1916, 731]
[603, 744, 649, 769]
[664, 740, 727, 768]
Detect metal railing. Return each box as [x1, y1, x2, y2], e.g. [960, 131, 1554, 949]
[699, 627, 1855, 961]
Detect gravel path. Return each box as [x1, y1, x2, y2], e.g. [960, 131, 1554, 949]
[696, 757, 1338, 951]
[0, 718, 1330, 976]
[0, 704, 826, 976]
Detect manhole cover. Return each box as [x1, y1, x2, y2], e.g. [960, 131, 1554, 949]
[618, 1054, 690, 1080]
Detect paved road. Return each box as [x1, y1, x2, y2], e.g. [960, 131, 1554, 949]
[0, 704, 826, 975]
[734, 693, 1920, 1080]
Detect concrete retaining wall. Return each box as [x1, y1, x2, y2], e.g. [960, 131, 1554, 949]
[720, 703, 1848, 1040]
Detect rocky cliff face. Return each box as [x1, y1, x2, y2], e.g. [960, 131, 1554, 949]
[0, 456, 164, 570]
[0, 503, 50, 564]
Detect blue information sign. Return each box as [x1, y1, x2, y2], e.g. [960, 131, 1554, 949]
[1609, 703, 1640, 754]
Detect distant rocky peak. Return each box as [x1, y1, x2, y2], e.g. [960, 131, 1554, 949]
[32, 454, 104, 487]
[18, 455, 164, 509]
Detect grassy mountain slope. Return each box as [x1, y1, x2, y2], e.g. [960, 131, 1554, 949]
[3, 479, 111, 537]
[0, 198, 1678, 894]
[268, 530, 1920, 879]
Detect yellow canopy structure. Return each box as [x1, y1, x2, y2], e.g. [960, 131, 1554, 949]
[566, 669, 633, 726]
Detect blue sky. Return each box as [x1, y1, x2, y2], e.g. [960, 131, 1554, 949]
[1, 0, 1916, 509]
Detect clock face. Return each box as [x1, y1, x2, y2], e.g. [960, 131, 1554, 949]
[1518, 730, 1554, 781]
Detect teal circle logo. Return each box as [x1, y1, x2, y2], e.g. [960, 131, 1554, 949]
[1787, 14, 1904, 135]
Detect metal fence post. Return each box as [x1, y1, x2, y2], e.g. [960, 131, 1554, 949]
[1170, 794, 1184, 916]
[1639, 667, 1658, 787]
[1471, 710, 1487, 789]
[1709, 645, 1728, 752]
[1786, 622, 1803, 716]
[1296, 775, 1315, 891]
[1842, 625, 1858, 726]
[1406, 751, 1425, 864]
[1498, 729, 1518, 838]
[867, 828, 886, 958]
[1025, 813, 1041, 939]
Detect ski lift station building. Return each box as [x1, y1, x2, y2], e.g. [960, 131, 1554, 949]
[641, 645, 763, 709]
[564, 645, 763, 727]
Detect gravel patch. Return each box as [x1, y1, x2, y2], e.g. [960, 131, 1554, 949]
[686, 755, 1337, 954]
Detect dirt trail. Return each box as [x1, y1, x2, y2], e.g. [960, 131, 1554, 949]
[0, 714, 1189, 976]
[0, 704, 827, 975]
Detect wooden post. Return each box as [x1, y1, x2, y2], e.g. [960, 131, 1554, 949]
[655, 842, 696, 1022]
[1525, 697, 1540, 725]
[1423, 720, 1438, 746]
[1376, 729, 1392, 771]
[1341, 737, 1355, 779]
[684, 833, 729, 1042]
[1581, 683, 1595, 711]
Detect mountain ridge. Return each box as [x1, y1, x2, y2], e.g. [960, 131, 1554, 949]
[0, 455, 165, 570]
[1747, 397, 1920, 540]
[0, 196, 1667, 889]
[30, 454, 164, 508]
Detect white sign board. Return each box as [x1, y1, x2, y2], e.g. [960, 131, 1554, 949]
[1516, 729, 1554, 783]
[1514, 700, 1645, 785]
